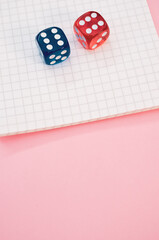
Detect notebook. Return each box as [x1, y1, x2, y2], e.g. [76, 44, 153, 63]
[0, 0, 159, 136]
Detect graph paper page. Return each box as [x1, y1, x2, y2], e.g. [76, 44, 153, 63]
[0, 0, 159, 136]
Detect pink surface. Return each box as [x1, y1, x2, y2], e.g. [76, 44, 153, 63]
[0, 1, 159, 240]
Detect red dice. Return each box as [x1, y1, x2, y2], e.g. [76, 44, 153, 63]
[73, 11, 110, 50]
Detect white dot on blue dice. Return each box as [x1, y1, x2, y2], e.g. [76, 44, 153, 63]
[43, 38, 50, 44]
[61, 50, 67, 55]
[41, 32, 47, 38]
[49, 54, 55, 59]
[54, 34, 61, 40]
[58, 40, 64, 46]
[51, 28, 58, 34]
[50, 60, 56, 65]
[61, 56, 67, 61]
[47, 44, 53, 50]
[56, 55, 61, 60]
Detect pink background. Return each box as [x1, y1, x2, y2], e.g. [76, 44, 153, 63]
[0, 1, 159, 239]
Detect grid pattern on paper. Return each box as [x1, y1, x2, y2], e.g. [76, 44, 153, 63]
[0, 0, 159, 136]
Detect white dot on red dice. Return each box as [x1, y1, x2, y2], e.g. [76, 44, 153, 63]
[86, 28, 92, 34]
[61, 50, 67, 55]
[56, 55, 61, 60]
[85, 16, 91, 22]
[82, 42, 86, 48]
[43, 38, 50, 44]
[97, 38, 102, 43]
[102, 32, 107, 37]
[98, 21, 104, 26]
[83, 36, 86, 42]
[91, 13, 97, 18]
[51, 28, 58, 34]
[41, 32, 47, 38]
[61, 56, 67, 61]
[50, 60, 56, 65]
[92, 44, 97, 49]
[47, 44, 53, 50]
[75, 27, 79, 33]
[49, 55, 55, 59]
[58, 40, 64, 46]
[92, 24, 98, 30]
[79, 20, 85, 26]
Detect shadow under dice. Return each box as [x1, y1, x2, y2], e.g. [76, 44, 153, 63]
[36, 27, 71, 65]
[73, 11, 110, 50]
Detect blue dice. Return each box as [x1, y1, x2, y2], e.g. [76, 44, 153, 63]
[36, 27, 71, 65]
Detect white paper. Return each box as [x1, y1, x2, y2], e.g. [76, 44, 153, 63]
[0, 0, 159, 136]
